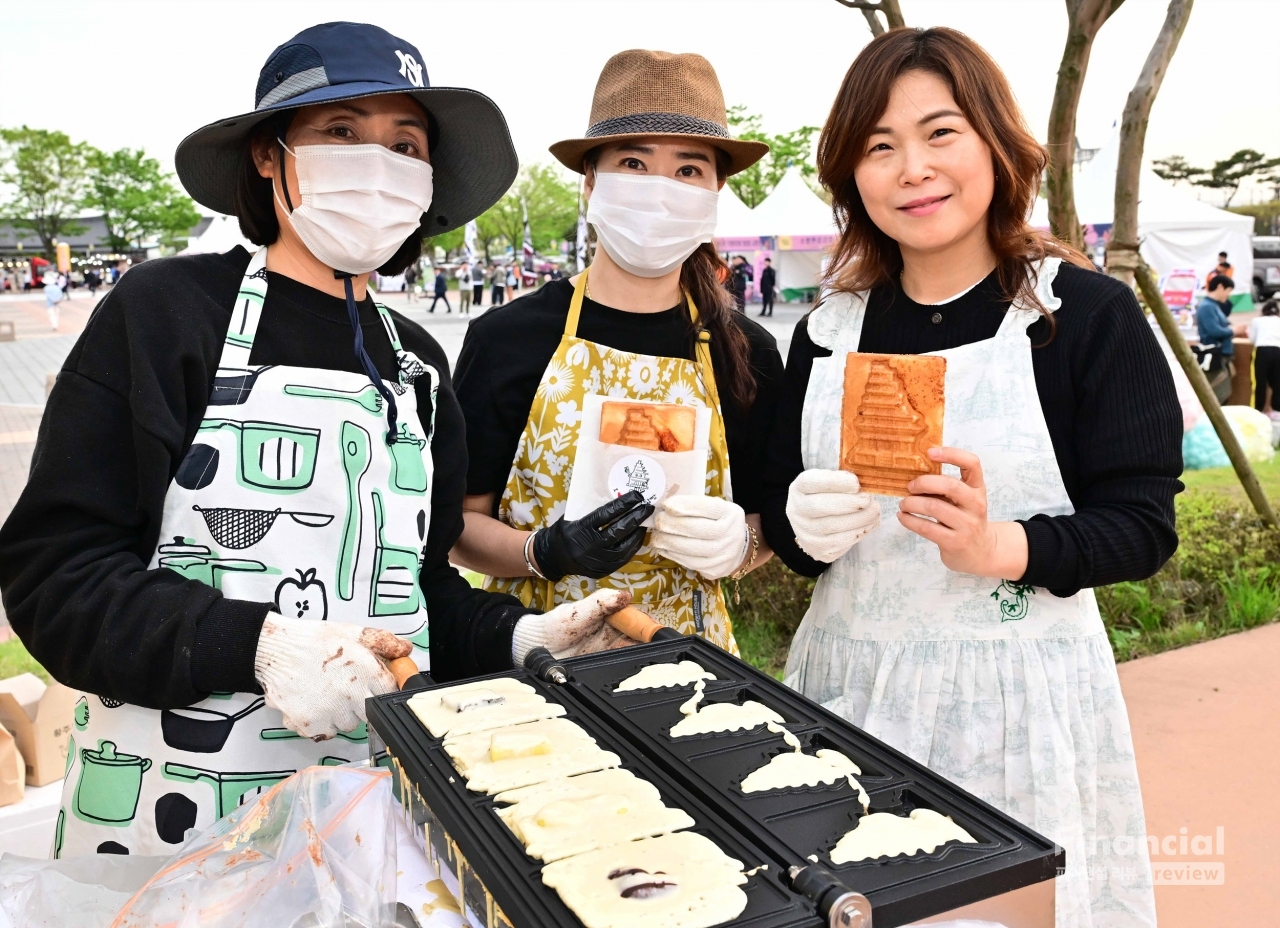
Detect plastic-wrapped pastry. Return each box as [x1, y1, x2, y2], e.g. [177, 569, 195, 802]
[408, 677, 564, 738]
[443, 718, 619, 794]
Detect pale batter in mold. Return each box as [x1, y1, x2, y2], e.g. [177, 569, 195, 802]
[443, 718, 620, 794]
[409, 677, 565, 738]
[540, 831, 748, 928]
[496, 767, 661, 808]
[668, 681, 785, 738]
[740, 725, 870, 811]
[829, 808, 976, 864]
[500, 780, 694, 862]
[614, 660, 716, 693]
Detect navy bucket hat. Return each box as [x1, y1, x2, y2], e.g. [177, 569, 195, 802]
[175, 22, 517, 235]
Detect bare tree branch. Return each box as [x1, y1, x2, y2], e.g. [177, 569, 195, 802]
[1046, 0, 1126, 250]
[833, 0, 906, 35]
[1108, 0, 1194, 287]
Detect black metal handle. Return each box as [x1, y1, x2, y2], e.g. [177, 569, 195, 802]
[788, 864, 872, 928]
[524, 646, 568, 685]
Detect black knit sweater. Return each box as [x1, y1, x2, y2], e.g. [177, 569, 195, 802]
[760, 263, 1184, 596]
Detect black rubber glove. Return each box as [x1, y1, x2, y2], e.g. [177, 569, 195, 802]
[532, 490, 655, 581]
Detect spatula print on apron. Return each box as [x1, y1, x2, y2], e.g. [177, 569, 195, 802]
[58, 248, 436, 858]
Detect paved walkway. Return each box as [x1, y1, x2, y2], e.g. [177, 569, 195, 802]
[1118, 621, 1280, 926]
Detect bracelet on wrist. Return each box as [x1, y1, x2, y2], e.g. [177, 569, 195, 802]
[524, 530, 547, 580]
[730, 525, 759, 583]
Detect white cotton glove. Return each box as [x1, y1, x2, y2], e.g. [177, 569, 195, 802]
[254, 614, 413, 740]
[786, 469, 881, 563]
[511, 588, 635, 665]
[650, 495, 749, 580]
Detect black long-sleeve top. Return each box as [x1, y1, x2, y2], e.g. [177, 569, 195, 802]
[760, 262, 1184, 596]
[0, 246, 531, 709]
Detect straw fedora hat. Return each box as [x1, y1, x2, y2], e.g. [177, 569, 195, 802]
[550, 49, 768, 176]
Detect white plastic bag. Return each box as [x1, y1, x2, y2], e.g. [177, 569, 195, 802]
[110, 765, 396, 928]
[0, 853, 166, 928]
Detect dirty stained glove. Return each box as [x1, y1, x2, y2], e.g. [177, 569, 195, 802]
[254, 614, 413, 740]
[532, 490, 654, 581]
[650, 495, 749, 580]
[511, 588, 635, 665]
[786, 469, 880, 563]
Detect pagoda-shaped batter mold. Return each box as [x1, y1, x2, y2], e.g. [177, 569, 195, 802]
[841, 353, 946, 496]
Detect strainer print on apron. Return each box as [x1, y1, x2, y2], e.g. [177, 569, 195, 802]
[483, 269, 739, 652]
[784, 260, 1157, 927]
[58, 248, 436, 858]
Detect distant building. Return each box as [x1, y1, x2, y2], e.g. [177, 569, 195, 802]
[0, 214, 213, 265]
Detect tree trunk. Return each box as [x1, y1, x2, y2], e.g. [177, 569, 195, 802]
[1046, 0, 1125, 251]
[1108, 0, 1193, 288]
[1137, 259, 1278, 526]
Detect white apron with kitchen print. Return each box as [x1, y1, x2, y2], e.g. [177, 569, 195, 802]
[58, 248, 435, 858]
[784, 259, 1157, 928]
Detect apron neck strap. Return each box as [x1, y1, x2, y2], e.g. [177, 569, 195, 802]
[217, 247, 271, 370]
[567, 266, 704, 338]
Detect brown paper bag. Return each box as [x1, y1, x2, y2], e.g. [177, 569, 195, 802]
[0, 724, 24, 807]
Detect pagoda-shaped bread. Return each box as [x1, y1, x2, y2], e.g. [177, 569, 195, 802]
[840, 353, 946, 496]
[619, 407, 662, 451]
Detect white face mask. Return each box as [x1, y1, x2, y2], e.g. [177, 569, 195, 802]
[276, 142, 433, 275]
[586, 172, 719, 278]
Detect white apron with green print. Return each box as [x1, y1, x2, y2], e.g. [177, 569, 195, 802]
[483, 270, 738, 652]
[784, 259, 1157, 928]
[58, 248, 435, 858]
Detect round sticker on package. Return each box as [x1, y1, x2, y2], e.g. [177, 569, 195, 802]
[608, 454, 666, 505]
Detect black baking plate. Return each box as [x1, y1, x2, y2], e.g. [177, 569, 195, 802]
[561, 637, 1064, 928]
[368, 674, 824, 928]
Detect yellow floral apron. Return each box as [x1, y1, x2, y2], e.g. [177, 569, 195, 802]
[483, 269, 737, 652]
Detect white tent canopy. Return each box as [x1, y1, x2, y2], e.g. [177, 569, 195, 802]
[180, 214, 254, 256]
[715, 169, 838, 295]
[1030, 130, 1253, 289]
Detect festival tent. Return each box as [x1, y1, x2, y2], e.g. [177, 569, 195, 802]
[180, 214, 254, 256]
[715, 168, 839, 299]
[1030, 131, 1253, 289]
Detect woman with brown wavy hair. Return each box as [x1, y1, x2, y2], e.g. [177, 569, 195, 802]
[453, 50, 783, 656]
[761, 28, 1179, 926]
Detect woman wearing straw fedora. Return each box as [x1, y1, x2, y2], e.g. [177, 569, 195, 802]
[0, 22, 637, 859]
[453, 50, 785, 654]
[763, 29, 1179, 926]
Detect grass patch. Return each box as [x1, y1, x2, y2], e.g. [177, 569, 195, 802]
[0, 637, 49, 684]
[732, 482, 1280, 673]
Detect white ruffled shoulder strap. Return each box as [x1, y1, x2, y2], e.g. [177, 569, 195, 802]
[1016, 256, 1064, 315]
[806, 288, 868, 351]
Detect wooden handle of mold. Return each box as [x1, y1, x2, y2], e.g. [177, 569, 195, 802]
[606, 605, 665, 643]
[388, 656, 421, 690]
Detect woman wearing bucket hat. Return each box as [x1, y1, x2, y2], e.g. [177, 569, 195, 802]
[0, 22, 637, 859]
[452, 50, 785, 654]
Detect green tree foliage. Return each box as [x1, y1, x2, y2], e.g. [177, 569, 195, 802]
[1153, 150, 1280, 208]
[725, 106, 820, 208]
[0, 126, 90, 256]
[83, 147, 202, 252]
[1151, 153, 1203, 184]
[473, 163, 578, 263]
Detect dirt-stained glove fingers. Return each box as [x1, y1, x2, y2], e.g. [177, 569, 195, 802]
[358, 627, 413, 660]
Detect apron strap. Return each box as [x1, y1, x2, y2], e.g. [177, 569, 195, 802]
[374, 302, 406, 353]
[566, 267, 589, 337]
[217, 247, 270, 370]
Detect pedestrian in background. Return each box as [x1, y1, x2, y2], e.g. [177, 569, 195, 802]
[505, 263, 518, 302]
[42, 271, 62, 330]
[471, 261, 486, 308]
[729, 254, 751, 310]
[1205, 251, 1233, 290]
[1249, 299, 1280, 411]
[490, 263, 506, 306]
[759, 256, 776, 317]
[456, 261, 473, 314]
[85, 267, 102, 298]
[428, 266, 451, 313]
[404, 261, 419, 302]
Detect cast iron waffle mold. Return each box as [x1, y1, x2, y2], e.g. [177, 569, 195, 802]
[368, 671, 824, 928]
[560, 636, 1064, 928]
